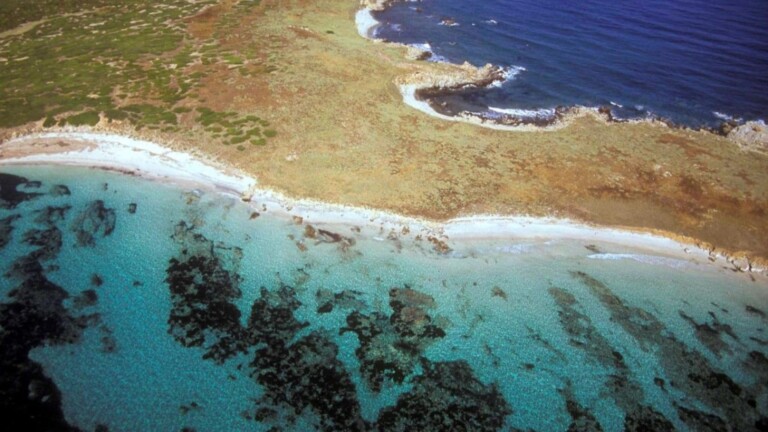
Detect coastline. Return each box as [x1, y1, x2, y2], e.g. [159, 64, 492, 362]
[355, 1, 768, 148]
[1, 130, 764, 276]
[0, 0, 766, 274]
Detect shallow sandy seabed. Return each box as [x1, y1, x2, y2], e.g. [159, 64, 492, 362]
[1, 0, 767, 265]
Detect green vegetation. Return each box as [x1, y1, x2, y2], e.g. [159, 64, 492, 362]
[65, 111, 100, 126]
[0, 0, 122, 32]
[0, 1, 199, 129]
[196, 108, 275, 146]
[0, 0, 276, 149]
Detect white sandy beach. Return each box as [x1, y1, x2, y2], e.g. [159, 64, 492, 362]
[1, 130, 762, 276]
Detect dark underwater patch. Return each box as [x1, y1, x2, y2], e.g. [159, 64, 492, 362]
[571, 271, 758, 430]
[623, 406, 675, 432]
[340, 286, 446, 392]
[34, 205, 71, 226]
[376, 359, 511, 431]
[0, 204, 99, 431]
[0, 214, 20, 250]
[166, 221, 248, 363]
[678, 310, 738, 356]
[71, 200, 116, 247]
[49, 184, 71, 197]
[548, 286, 644, 413]
[315, 288, 366, 314]
[562, 386, 604, 432]
[0, 173, 42, 209]
[245, 284, 367, 431]
[162, 220, 513, 431]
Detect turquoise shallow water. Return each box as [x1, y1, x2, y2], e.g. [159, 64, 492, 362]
[1, 165, 767, 431]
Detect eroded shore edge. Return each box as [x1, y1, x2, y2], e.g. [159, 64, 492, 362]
[355, 1, 767, 148]
[0, 130, 764, 277]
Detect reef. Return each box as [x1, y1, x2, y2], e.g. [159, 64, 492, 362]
[340, 286, 446, 391]
[166, 221, 249, 363]
[247, 287, 367, 431]
[163, 217, 511, 430]
[315, 288, 366, 314]
[561, 385, 604, 432]
[678, 310, 738, 357]
[5, 205, 70, 280]
[0, 177, 96, 431]
[0, 172, 42, 209]
[49, 184, 71, 197]
[165, 222, 368, 430]
[376, 359, 511, 431]
[548, 286, 644, 412]
[623, 406, 675, 432]
[571, 271, 767, 430]
[0, 214, 20, 250]
[71, 200, 116, 247]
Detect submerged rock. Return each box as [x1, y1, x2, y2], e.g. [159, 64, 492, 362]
[0, 173, 42, 209]
[315, 289, 366, 314]
[624, 406, 675, 432]
[340, 286, 446, 391]
[21, 227, 63, 262]
[571, 271, 761, 430]
[375, 359, 511, 431]
[34, 205, 71, 226]
[245, 283, 367, 431]
[549, 286, 644, 414]
[49, 184, 71, 197]
[564, 395, 604, 432]
[678, 310, 738, 356]
[71, 200, 116, 247]
[675, 405, 728, 432]
[0, 214, 20, 250]
[166, 221, 248, 363]
[0, 211, 96, 430]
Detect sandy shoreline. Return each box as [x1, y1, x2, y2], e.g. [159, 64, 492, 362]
[1, 131, 763, 276]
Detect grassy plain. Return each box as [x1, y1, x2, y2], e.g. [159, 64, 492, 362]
[1, 0, 767, 261]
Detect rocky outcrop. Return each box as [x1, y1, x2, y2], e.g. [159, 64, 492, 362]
[70, 200, 116, 247]
[728, 120, 768, 153]
[405, 45, 431, 61]
[399, 61, 507, 91]
[340, 287, 446, 392]
[360, 0, 395, 11]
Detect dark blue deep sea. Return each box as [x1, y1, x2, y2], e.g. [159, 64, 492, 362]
[374, 0, 768, 127]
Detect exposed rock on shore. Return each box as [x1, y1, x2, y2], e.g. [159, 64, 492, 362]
[360, 0, 396, 11]
[398, 61, 507, 91]
[728, 121, 768, 153]
[405, 46, 432, 61]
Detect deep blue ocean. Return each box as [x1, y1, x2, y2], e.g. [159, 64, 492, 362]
[1, 165, 767, 430]
[374, 0, 768, 127]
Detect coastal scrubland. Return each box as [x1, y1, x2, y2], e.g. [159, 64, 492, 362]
[1, 0, 767, 262]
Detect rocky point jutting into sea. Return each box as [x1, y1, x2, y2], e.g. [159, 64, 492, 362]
[365, 0, 768, 140]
